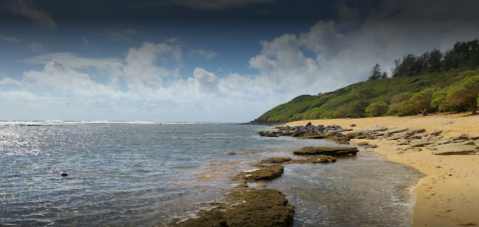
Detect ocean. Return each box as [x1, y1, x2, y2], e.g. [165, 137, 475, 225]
[0, 123, 423, 226]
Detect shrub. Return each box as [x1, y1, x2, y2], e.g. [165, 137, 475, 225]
[366, 101, 389, 117]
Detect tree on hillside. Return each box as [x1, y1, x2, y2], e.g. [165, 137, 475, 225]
[408, 88, 439, 116]
[366, 101, 389, 117]
[368, 64, 382, 80]
[354, 87, 375, 99]
[381, 72, 388, 79]
[444, 75, 479, 114]
[428, 49, 443, 72]
[392, 54, 417, 77]
[389, 92, 413, 114]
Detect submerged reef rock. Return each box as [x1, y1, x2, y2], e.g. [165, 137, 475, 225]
[260, 156, 336, 164]
[260, 157, 292, 164]
[234, 164, 284, 182]
[224, 188, 294, 227]
[293, 146, 359, 157]
[171, 188, 294, 227]
[171, 209, 227, 227]
[297, 155, 336, 163]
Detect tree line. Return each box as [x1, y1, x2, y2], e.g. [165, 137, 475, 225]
[368, 39, 479, 81]
[393, 39, 479, 77]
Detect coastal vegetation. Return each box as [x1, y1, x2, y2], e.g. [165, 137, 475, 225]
[253, 39, 479, 123]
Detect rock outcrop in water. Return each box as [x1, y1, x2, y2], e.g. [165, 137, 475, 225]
[260, 156, 337, 164]
[293, 146, 359, 157]
[170, 188, 294, 227]
[233, 164, 284, 182]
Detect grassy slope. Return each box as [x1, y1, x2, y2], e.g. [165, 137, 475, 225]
[255, 70, 470, 123]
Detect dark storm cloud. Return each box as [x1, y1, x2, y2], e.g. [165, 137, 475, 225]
[2, 0, 56, 27]
[0, 0, 340, 21]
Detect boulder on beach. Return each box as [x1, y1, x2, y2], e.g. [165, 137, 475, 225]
[293, 146, 358, 157]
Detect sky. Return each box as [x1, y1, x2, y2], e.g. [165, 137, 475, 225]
[0, 0, 479, 123]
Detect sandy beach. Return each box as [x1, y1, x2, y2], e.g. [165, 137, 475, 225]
[286, 113, 479, 227]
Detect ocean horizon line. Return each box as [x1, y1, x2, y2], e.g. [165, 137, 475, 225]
[0, 119, 242, 125]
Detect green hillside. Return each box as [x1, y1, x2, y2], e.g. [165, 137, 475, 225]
[252, 40, 479, 124]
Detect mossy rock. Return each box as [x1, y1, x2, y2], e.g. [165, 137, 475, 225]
[172, 209, 227, 227]
[324, 134, 351, 144]
[260, 157, 292, 164]
[171, 188, 294, 227]
[293, 146, 358, 157]
[234, 164, 284, 182]
[224, 188, 294, 227]
[288, 155, 336, 164]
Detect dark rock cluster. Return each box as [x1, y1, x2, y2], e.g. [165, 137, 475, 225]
[259, 122, 353, 144]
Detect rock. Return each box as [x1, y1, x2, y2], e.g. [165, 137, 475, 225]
[305, 155, 336, 163]
[430, 130, 443, 136]
[387, 128, 426, 140]
[324, 134, 351, 144]
[258, 131, 280, 137]
[397, 139, 410, 145]
[174, 188, 294, 227]
[293, 146, 358, 157]
[224, 188, 294, 227]
[469, 134, 479, 140]
[450, 134, 470, 142]
[173, 209, 227, 227]
[350, 124, 356, 127]
[409, 128, 426, 134]
[298, 133, 327, 139]
[435, 139, 452, 145]
[432, 143, 479, 155]
[291, 131, 305, 137]
[288, 155, 337, 164]
[349, 126, 388, 136]
[410, 139, 434, 147]
[386, 127, 409, 134]
[462, 140, 476, 146]
[260, 157, 292, 164]
[410, 133, 425, 139]
[234, 164, 284, 182]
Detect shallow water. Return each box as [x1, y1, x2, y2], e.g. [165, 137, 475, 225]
[268, 150, 423, 227]
[0, 123, 422, 226]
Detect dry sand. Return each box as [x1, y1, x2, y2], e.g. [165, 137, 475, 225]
[286, 113, 479, 227]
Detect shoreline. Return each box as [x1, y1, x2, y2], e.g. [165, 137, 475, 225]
[285, 113, 479, 227]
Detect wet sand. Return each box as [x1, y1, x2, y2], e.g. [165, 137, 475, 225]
[286, 113, 479, 227]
